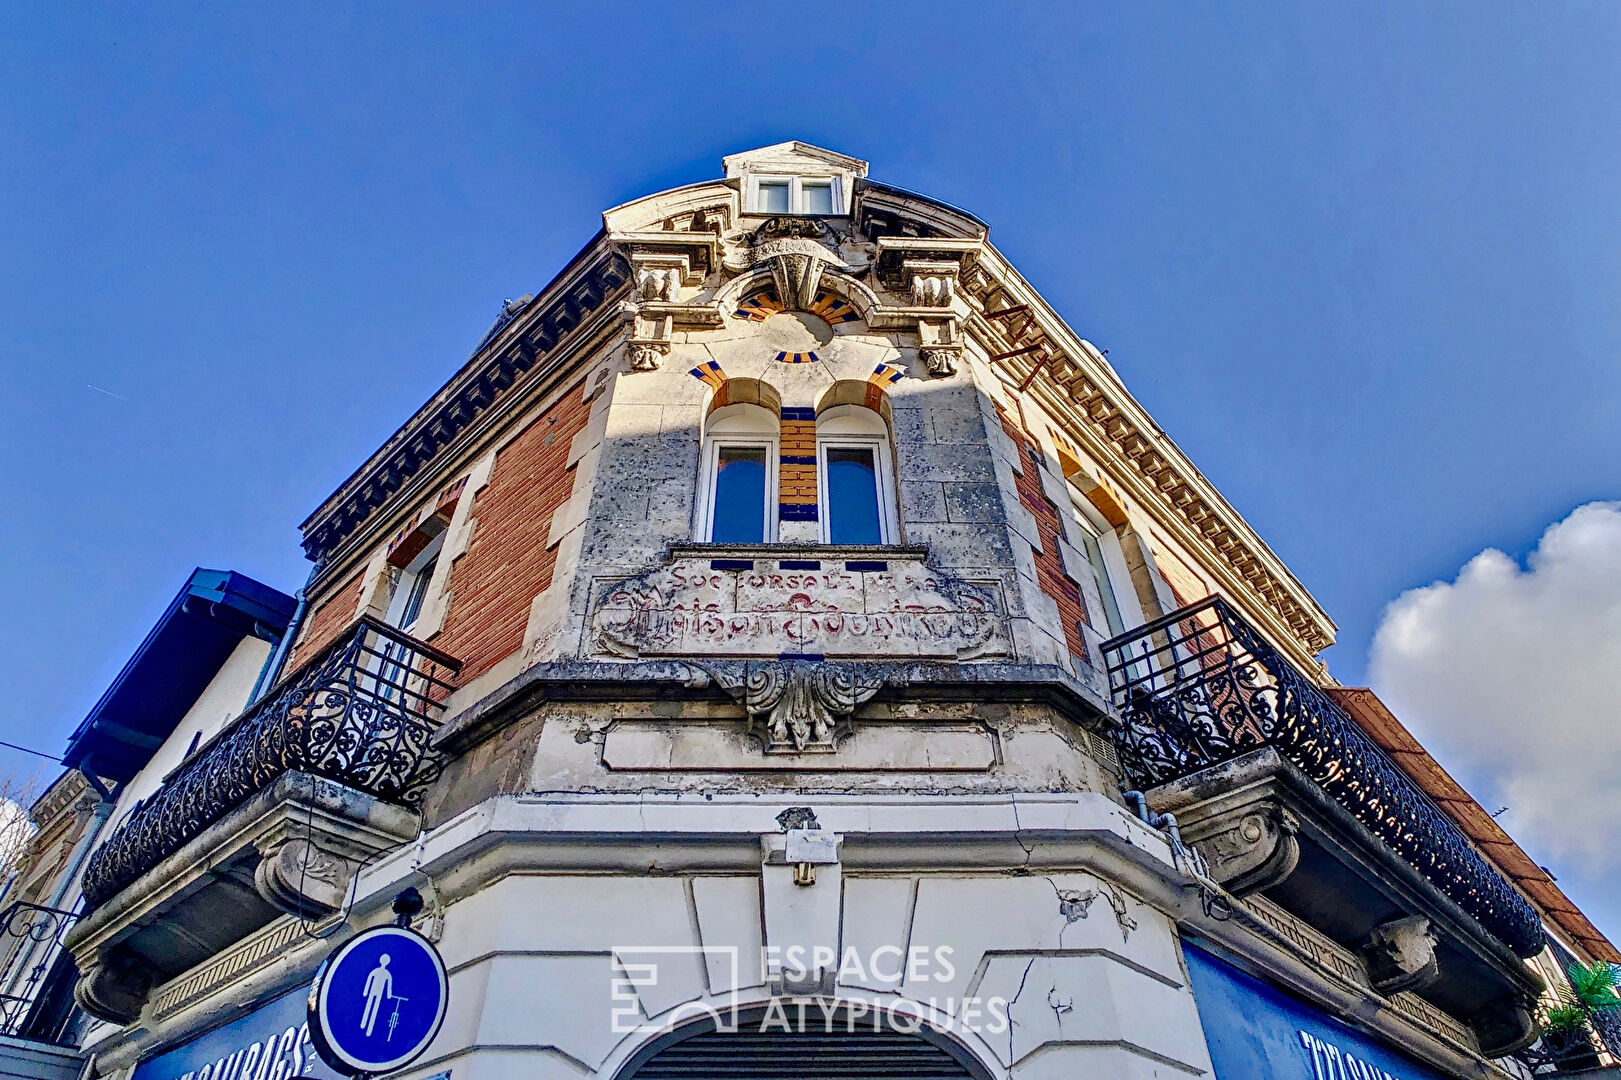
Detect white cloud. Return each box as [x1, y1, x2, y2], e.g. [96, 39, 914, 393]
[1370, 501, 1621, 872]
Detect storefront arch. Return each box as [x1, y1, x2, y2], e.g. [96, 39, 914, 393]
[615, 1004, 997, 1080]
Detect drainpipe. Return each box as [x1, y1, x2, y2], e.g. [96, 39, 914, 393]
[1122, 789, 1187, 857]
[249, 565, 317, 706]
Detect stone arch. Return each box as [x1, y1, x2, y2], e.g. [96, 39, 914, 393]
[815, 378, 893, 426]
[706, 377, 782, 417]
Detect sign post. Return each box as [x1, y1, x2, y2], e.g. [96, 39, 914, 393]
[307, 898, 448, 1079]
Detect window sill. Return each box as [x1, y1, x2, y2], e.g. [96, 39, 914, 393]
[668, 542, 928, 565]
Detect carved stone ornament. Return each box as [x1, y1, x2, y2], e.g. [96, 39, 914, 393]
[917, 314, 963, 378]
[1360, 915, 1441, 994]
[922, 348, 959, 377]
[635, 265, 680, 302]
[591, 555, 1007, 661]
[1187, 802, 1301, 896]
[627, 342, 668, 372]
[725, 217, 867, 312]
[709, 660, 887, 753]
[253, 838, 354, 916]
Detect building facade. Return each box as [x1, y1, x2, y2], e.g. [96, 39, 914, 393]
[16, 143, 1616, 1080]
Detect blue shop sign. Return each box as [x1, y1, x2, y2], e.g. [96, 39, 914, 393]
[1185, 944, 1451, 1080]
[131, 987, 342, 1080]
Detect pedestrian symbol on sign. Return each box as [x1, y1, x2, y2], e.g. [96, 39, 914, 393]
[309, 912, 448, 1077]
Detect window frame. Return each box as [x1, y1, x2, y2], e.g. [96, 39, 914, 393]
[746, 174, 843, 215]
[698, 404, 780, 544]
[815, 406, 899, 546]
[1066, 490, 1139, 635]
[385, 533, 445, 635]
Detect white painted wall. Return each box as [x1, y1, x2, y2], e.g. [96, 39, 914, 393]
[100, 636, 270, 831]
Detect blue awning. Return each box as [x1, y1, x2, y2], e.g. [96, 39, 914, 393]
[61, 569, 296, 783]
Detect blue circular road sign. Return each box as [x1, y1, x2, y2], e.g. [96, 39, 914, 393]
[308, 926, 449, 1077]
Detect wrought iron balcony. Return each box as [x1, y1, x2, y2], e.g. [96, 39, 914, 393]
[1100, 597, 1543, 959]
[80, 617, 460, 909]
[0, 902, 79, 1042]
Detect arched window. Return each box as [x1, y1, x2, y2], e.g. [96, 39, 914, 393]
[816, 404, 898, 545]
[699, 403, 779, 543]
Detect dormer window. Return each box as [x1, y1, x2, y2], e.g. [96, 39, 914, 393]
[748, 175, 841, 215]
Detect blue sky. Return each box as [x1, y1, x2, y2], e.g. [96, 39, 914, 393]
[4, 6, 1618, 933]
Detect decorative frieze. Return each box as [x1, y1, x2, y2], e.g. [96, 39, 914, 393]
[589, 548, 1007, 662]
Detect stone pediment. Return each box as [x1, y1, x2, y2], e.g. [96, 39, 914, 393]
[590, 547, 1007, 661]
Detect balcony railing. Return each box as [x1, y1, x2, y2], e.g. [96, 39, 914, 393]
[1100, 597, 1543, 958]
[81, 617, 461, 909]
[0, 902, 79, 1042]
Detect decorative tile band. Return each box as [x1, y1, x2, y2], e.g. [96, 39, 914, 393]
[777, 351, 820, 364]
[779, 410, 818, 523]
[809, 291, 858, 324]
[735, 291, 784, 322]
[869, 362, 905, 387]
[688, 360, 727, 391]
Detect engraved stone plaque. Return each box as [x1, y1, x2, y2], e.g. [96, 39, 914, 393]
[591, 554, 1006, 660]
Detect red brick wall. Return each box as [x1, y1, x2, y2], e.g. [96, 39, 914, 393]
[999, 412, 1092, 664]
[288, 567, 365, 670]
[1151, 534, 1210, 609]
[432, 380, 592, 683]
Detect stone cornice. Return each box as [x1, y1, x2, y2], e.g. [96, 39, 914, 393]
[954, 243, 1336, 661]
[298, 236, 631, 565]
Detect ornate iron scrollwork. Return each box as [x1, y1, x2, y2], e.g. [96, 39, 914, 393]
[1100, 597, 1543, 959]
[0, 901, 79, 1037]
[80, 618, 460, 909]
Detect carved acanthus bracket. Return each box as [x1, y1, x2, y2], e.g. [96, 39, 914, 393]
[708, 661, 888, 753]
[1360, 915, 1441, 994]
[1191, 801, 1301, 895]
[875, 241, 976, 378]
[253, 837, 356, 916]
[1149, 775, 1302, 897]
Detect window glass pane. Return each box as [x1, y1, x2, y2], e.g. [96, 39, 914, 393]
[826, 446, 882, 545]
[1076, 530, 1124, 636]
[398, 554, 438, 630]
[711, 446, 768, 542]
[802, 181, 834, 214]
[757, 180, 789, 214]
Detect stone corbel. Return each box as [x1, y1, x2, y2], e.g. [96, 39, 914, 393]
[1470, 992, 1538, 1057]
[619, 251, 695, 372]
[918, 317, 964, 377]
[1360, 915, 1440, 994]
[707, 660, 889, 753]
[253, 837, 359, 916]
[74, 949, 154, 1025]
[884, 253, 968, 378]
[1186, 801, 1301, 895]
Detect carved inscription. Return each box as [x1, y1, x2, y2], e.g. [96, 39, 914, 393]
[593, 559, 1006, 660]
